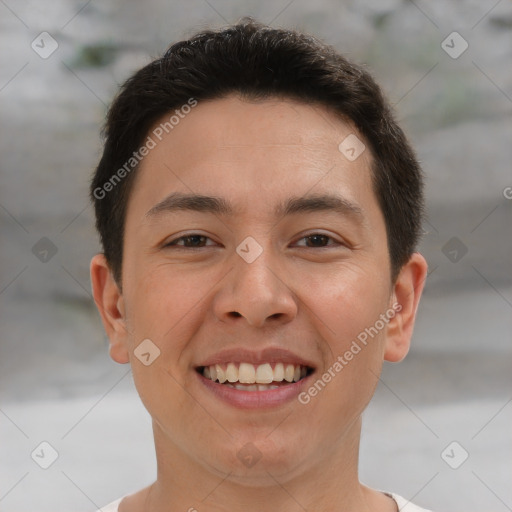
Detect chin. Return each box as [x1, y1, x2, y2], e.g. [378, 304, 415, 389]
[206, 437, 305, 484]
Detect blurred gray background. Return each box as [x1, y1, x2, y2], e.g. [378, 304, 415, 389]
[1, 0, 511, 510]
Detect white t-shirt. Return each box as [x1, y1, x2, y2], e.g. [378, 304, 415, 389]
[97, 492, 433, 511]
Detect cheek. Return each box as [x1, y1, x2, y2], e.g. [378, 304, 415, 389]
[124, 261, 210, 344]
[307, 263, 390, 347]
[303, 266, 389, 407]
[121, 264, 212, 400]
[122, 266, 203, 423]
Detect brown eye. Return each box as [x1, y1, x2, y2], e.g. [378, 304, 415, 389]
[304, 234, 330, 247]
[295, 233, 340, 248]
[166, 234, 212, 248]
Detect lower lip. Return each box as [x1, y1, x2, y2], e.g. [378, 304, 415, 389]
[196, 371, 312, 409]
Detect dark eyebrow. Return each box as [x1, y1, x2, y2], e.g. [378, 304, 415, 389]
[276, 194, 363, 219]
[146, 192, 363, 220]
[146, 192, 234, 217]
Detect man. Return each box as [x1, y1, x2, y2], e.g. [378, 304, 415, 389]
[90, 19, 431, 512]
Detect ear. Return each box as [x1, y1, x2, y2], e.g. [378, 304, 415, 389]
[384, 252, 428, 363]
[90, 254, 130, 364]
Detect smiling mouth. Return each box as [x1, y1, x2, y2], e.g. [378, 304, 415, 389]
[196, 362, 314, 391]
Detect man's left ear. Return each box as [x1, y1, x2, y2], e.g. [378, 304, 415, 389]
[384, 252, 428, 362]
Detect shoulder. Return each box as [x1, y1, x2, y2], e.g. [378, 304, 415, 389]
[388, 492, 434, 511]
[96, 497, 123, 512]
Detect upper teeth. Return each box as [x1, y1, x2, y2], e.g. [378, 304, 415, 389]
[202, 362, 308, 384]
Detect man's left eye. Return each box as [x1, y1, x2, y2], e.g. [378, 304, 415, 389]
[295, 234, 340, 248]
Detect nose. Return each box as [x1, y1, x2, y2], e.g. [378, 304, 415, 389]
[212, 242, 298, 328]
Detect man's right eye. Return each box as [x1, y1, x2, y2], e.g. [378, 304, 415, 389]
[164, 234, 215, 248]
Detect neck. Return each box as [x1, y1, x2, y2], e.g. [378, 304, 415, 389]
[144, 416, 392, 512]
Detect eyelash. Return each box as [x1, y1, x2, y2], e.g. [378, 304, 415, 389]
[164, 233, 343, 249]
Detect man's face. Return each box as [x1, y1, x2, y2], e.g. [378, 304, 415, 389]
[109, 96, 399, 481]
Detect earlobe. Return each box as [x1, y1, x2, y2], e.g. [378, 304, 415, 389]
[90, 254, 130, 364]
[384, 252, 428, 363]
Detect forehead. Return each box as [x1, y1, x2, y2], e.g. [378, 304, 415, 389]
[129, 95, 376, 220]
[146, 95, 366, 161]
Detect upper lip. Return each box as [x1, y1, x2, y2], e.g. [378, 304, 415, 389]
[196, 347, 316, 369]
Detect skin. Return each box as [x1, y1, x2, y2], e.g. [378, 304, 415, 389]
[91, 95, 428, 512]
